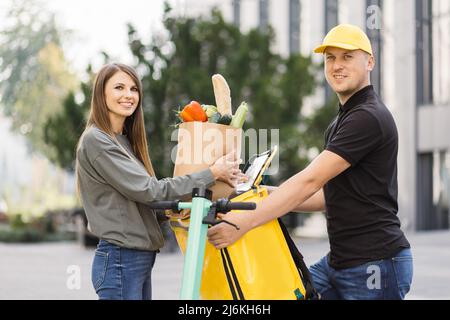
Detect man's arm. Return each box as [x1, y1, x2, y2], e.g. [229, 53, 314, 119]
[264, 186, 325, 212]
[294, 188, 325, 212]
[207, 150, 350, 248]
[249, 150, 349, 228]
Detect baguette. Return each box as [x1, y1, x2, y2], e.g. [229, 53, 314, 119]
[211, 74, 232, 115]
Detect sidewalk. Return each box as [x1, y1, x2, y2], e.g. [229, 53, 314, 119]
[0, 230, 449, 300]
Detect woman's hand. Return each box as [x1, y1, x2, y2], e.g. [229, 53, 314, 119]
[210, 151, 246, 187]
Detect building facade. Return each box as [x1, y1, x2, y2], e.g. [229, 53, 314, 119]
[178, 0, 450, 231]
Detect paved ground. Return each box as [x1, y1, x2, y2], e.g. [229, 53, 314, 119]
[1, 230, 449, 300]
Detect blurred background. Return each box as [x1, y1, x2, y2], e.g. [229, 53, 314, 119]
[0, 0, 449, 300]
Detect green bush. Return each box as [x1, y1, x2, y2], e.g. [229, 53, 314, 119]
[10, 214, 26, 230]
[0, 227, 76, 243]
[0, 211, 77, 243]
[0, 228, 44, 243]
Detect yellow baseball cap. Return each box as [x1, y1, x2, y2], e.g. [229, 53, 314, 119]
[314, 24, 373, 56]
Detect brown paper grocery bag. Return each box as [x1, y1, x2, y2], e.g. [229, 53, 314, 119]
[173, 121, 242, 200]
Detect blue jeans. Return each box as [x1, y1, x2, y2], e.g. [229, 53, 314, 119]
[91, 239, 157, 300]
[309, 248, 413, 300]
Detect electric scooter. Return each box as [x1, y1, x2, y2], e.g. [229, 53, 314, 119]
[148, 186, 256, 300]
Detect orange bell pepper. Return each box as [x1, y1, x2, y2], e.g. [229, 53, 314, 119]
[179, 101, 208, 122]
[179, 109, 195, 122]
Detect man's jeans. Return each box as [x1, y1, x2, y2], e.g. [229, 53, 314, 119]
[91, 240, 157, 300]
[309, 248, 413, 300]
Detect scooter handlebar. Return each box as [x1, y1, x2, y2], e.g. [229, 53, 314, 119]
[225, 202, 257, 211]
[147, 200, 180, 211]
[215, 198, 256, 212]
[147, 199, 256, 212]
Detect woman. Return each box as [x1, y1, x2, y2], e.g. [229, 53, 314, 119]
[76, 63, 241, 300]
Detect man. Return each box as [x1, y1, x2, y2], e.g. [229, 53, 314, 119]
[207, 24, 413, 300]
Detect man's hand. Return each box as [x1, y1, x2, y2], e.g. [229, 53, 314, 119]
[207, 212, 254, 249]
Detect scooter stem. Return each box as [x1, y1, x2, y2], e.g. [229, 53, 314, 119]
[179, 187, 212, 300]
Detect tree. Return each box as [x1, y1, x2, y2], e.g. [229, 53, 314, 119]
[303, 95, 339, 155]
[127, 6, 317, 182]
[43, 5, 337, 190]
[43, 67, 93, 171]
[0, 0, 77, 155]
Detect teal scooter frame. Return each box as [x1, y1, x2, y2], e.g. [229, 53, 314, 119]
[148, 187, 256, 300]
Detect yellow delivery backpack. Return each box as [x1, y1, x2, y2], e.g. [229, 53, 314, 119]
[169, 148, 318, 300]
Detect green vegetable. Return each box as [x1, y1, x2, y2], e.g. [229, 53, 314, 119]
[208, 112, 221, 123]
[217, 114, 232, 125]
[230, 102, 248, 128]
[202, 105, 218, 118]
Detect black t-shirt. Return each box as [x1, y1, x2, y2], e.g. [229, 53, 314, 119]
[323, 85, 410, 270]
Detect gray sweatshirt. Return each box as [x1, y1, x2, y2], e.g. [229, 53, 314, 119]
[76, 126, 215, 251]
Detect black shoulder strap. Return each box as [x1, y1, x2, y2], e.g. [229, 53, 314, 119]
[278, 218, 320, 300]
[220, 248, 246, 300]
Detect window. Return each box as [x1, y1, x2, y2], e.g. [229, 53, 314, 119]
[416, 0, 433, 106]
[289, 0, 301, 54]
[232, 0, 241, 28]
[417, 151, 450, 230]
[324, 0, 339, 34]
[366, 0, 383, 96]
[259, 0, 269, 32]
[324, 0, 339, 102]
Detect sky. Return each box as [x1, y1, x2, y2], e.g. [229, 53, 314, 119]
[41, 0, 168, 76]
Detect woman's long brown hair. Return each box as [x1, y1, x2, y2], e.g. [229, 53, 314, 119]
[76, 63, 155, 195]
